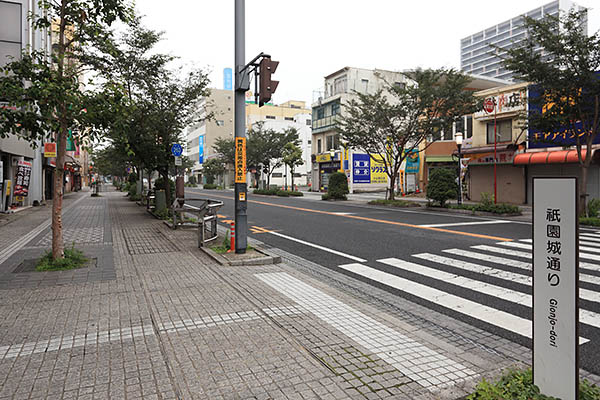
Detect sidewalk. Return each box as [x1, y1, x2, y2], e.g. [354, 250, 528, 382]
[0, 188, 588, 399]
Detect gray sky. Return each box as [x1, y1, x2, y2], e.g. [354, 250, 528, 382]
[136, 0, 599, 106]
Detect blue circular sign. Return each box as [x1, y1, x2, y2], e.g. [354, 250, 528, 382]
[171, 143, 183, 156]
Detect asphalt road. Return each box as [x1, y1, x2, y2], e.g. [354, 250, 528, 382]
[186, 187, 600, 374]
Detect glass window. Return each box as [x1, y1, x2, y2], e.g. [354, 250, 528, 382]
[361, 79, 369, 93]
[331, 101, 340, 115]
[265, 115, 276, 120]
[455, 118, 465, 136]
[317, 107, 325, 119]
[306, 119, 312, 126]
[284, 117, 293, 121]
[466, 116, 473, 138]
[0, 2, 21, 43]
[325, 134, 340, 151]
[487, 119, 512, 144]
[317, 139, 322, 154]
[333, 75, 347, 95]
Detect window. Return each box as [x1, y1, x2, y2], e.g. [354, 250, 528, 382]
[331, 101, 340, 115]
[487, 119, 512, 144]
[361, 79, 369, 93]
[443, 127, 453, 141]
[317, 139, 322, 153]
[293, 173, 302, 178]
[284, 117, 294, 121]
[394, 82, 406, 90]
[333, 75, 347, 95]
[317, 107, 325, 119]
[326, 134, 340, 151]
[265, 115, 276, 120]
[455, 117, 465, 136]
[216, 120, 224, 126]
[0, 1, 22, 68]
[306, 119, 312, 126]
[307, 140, 311, 144]
[272, 173, 283, 178]
[466, 116, 473, 138]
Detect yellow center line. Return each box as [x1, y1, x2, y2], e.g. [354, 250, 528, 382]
[196, 191, 513, 242]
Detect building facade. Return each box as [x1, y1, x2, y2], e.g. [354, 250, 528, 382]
[460, 0, 586, 81]
[311, 67, 411, 192]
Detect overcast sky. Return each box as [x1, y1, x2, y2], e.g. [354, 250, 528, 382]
[136, 0, 599, 107]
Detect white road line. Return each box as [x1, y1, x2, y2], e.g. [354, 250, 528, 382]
[419, 220, 512, 228]
[0, 194, 88, 265]
[522, 238, 600, 249]
[499, 241, 600, 262]
[472, 244, 600, 273]
[378, 257, 600, 332]
[268, 231, 366, 263]
[256, 271, 476, 389]
[415, 253, 600, 304]
[444, 248, 600, 287]
[580, 234, 600, 242]
[338, 262, 535, 341]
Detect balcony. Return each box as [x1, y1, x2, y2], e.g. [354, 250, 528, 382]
[312, 115, 339, 134]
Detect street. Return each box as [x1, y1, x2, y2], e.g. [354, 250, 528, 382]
[187, 187, 600, 374]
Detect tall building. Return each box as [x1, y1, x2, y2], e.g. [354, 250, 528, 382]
[460, 0, 587, 81]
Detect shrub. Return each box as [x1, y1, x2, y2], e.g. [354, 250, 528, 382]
[129, 194, 141, 201]
[203, 183, 218, 189]
[326, 172, 349, 200]
[276, 190, 290, 197]
[153, 208, 170, 220]
[253, 188, 278, 195]
[588, 198, 600, 218]
[426, 168, 457, 207]
[287, 191, 303, 197]
[188, 175, 197, 185]
[154, 177, 175, 195]
[467, 368, 600, 400]
[127, 172, 137, 183]
[36, 246, 88, 271]
[580, 217, 600, 226]
[368, 199, 421, 208]
[127, 184, 137, 198]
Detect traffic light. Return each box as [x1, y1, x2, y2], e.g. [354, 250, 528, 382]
[259, 57, 279, 107]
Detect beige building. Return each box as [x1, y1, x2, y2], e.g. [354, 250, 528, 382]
[246, 98, 310, 128]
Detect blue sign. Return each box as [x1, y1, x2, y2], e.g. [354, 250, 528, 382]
[171, 143, 183, 157]
[353, 154, 371, 184]
[198, 136, 204, 164]
[224, 68, 233, 91]
[405, 149, 420, 173]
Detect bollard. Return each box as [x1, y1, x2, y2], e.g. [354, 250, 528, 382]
[230, 222, 235, 252]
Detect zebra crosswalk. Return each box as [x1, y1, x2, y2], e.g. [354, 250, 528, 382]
[337, 231, 600, 346]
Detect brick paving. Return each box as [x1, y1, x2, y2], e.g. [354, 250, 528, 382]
[0, 188, 597, 399]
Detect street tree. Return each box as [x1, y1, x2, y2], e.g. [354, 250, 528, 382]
[282, 142, 304, 191]
[0, 0, 132, 259]
[213, 137, 236, 165]
[337, 69, 479, 200]
[502, 10, 600, 215]
[202, 158, 226, 185]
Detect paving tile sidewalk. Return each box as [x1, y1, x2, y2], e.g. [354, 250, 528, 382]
[0, 188, 593, 399]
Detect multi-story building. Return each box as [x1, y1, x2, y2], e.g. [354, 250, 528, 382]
[311, 67, 412, 192]
[0, 0, 50, 211]
[460, 0, 586, 81]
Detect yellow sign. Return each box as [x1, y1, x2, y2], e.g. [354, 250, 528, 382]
[44, 143, 56, 158]
[235, 137, 246, 183]
[316, 154, 331, 163]
[370, 155, 388, 184]
[5, 180, 11, 196]
[239, 192, 246, 201]
[15, 196, 24, 202]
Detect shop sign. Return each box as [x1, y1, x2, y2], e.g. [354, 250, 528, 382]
[198, 136, 204, 164]
[474, 89, 526, 119]
[13, 160, 32, 197]
[4, 180, 11, 196]
[352, 154, 387, 184]
[316, 154, 331, 163]
[44, 143, 56, 157]
[467, 150, 515, 165]
[235, 137, 246, 183]
[404, 149, 420, 173]
[533, 177, 578, 400]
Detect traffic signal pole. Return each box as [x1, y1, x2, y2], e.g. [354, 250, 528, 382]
[234, 0, 248, 253]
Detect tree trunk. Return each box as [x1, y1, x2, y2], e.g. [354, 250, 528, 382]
[162, 171, 171, 207]
[52, 126, 67, 260]
[581, 163, 589, 216]
[291, 167, 294, 192]
[388, 173, 396, 201]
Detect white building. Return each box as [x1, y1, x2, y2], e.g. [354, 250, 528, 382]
[460, 0, 587, 81]
[254, 113, 312, 188]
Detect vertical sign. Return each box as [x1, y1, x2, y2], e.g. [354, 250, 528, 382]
[198, 136, 204, 164]
[44, 143, 56, 157]
[13, 160, 32, 197]
[353, 154, 371, 183]
[533, 177, 578, 400]
[224, 68, 233, 91]
[235, 137, 246, 183]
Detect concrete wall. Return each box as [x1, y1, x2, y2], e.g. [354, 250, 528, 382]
[469, 164, 526, 204]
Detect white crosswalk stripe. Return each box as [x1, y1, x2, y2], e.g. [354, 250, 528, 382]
[443, 248, 600, 286]
[522, 238, 600, 249]
[499, 241, 600, 262]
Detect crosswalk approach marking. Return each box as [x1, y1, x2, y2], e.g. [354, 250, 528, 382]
[418, 220, 512, 228]
[413, 253, 600, 305]
[377, 257, 600, 332]
[443, 248, 600, 286]
[256, 272, 476, 389]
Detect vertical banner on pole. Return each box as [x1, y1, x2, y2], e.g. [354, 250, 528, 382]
[533, 177, 578, 400]
[235, 137, 247, 184]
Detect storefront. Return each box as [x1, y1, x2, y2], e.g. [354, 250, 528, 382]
[317, 152, 341, 191]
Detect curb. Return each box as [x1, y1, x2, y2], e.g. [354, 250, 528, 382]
[199, 245, 281, 266]
[424, 206, 522, 218]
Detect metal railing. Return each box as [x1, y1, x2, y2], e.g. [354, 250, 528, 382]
[171, 198, 223, 247]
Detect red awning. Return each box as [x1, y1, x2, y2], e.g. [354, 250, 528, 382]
[514, 149, 586, 165]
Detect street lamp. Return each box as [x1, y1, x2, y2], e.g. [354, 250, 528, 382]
[329, 149, 335, 159]
[455, 132, 463, 205]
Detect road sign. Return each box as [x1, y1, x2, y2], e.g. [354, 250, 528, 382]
[174, 156, 182, 166]
[483, 97, 495, 113]
[171, 143, 183, 157]
[235, 137, 246, 183]
[533, 177, 578, 400]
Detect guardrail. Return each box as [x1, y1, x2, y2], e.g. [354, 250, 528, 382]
[171, 198, 224, 247]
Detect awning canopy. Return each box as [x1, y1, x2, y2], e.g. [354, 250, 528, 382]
[425, 155, 454, 163]
[514, 149, 586, 165]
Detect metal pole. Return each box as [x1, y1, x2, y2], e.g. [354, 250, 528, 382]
[493, 93, 498, 204]
[457, 144, 462, 205]
[234, 0, 247, 253]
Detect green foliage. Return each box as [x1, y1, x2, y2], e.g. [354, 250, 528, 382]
[287, 191, 304, 197]
[325, 172, 349, 200]
[129, 194, 141, 201]
[282, 141, 304, 189]
[203, 183, 218, 190]
[188, 176, 197, 185]
[154, 177, 175, 195]
[368, 199, 421, 208]
[276, 190, 290, 197]
[128, 172, 138, 183]
[450, 203, 521, 215]
[467, 368, 600, 400]
[127, 184, 137, 197]
[426, 168, 457, 207]
[36, 246, 88, 272]
[153, 208, 170, 220]
[253, 189, 279, 195]
[588, 198, 600, 218]
[213, 137, 236, 165]
[580, 217, 600, 227]
[202, 158, 226, 184]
